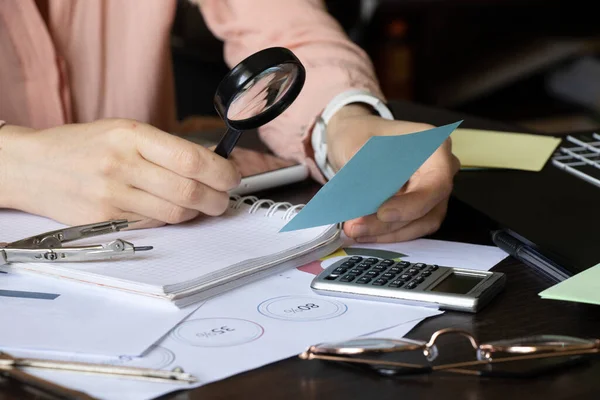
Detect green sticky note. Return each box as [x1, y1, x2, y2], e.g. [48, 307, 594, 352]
[538, 263, 600, 306]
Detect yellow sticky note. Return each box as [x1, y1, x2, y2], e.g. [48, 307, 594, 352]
[539, 263, 600, 306]
[451, 128, 562, 171]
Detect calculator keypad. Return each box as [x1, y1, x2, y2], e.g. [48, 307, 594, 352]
[324, 256, 440, 290]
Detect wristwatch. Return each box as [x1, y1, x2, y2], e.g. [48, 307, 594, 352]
[311, 89, 394, 180]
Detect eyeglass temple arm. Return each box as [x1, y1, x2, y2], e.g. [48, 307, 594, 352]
[432, 347, 600, 373]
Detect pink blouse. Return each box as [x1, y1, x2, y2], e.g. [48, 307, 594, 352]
[0, 0, 383, 177]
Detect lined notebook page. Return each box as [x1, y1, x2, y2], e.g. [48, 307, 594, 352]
[1, 202, 335, 292]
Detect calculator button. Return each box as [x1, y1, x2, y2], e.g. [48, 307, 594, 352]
[429, 265, 439, 270]
[341, 261, 355, 268]
[389, 267, 402, 274]
[380, 259, 395, 266]
[397, 261, 411, 268]
[372, 266, 387, 273]
[399, 274, 411, 280]
[372, 278, 388, 286]
[365, 258, 379, 264]
[349, 268, 363, 275]
[365, 271, 380, 278]
[414, 276, 425, 284]
[407, 268, 419, 275]
[421, 271, 432, 277]
[413, 263, 427, 269]
[340, 275, 356, 282]
[406, 281, 418, 289]
[356, 262, 371, 269]
[324, 274, 339, 280]
[356, 277, 372, 284]
[349, 256, 363, 262]
[333, 267, 347, 274]
[389, 280, 404, 288]
[382, 272, 397, 279]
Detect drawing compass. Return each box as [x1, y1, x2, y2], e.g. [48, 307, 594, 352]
[0, 220, 152, 265]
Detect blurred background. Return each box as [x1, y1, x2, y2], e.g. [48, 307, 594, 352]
[171, 0, 600, 134]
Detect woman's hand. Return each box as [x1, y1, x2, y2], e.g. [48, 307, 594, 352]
[325, 105, 460, 243]
[0, 119, 241, 228]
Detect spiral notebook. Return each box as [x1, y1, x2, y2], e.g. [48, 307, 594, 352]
[1, 196, 342, 307]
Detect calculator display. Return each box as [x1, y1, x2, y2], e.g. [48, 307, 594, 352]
[430, 273, 483, 294]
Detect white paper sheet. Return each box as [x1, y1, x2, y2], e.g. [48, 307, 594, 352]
[7, 238, 507, 399]
[337, 238, 508, 272]
[364, 318, 431, 339]
[11, 317, 436, 400]
[11, 268, 441, 400]
[0, 269, 195, 356]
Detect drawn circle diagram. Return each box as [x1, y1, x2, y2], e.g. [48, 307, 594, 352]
[257, 295, 347, 321]
[171, 317, 264, 347]
[115, 346, 175, 369]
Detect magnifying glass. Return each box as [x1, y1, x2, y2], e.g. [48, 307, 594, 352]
[213, 47, 306, 158]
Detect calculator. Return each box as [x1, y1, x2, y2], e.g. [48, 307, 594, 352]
[310, 256, 506, 313]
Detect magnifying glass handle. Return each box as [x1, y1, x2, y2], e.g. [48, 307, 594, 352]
[214, 128, 243, 159]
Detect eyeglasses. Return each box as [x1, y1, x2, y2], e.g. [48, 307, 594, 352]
[299, 328, 600, 378]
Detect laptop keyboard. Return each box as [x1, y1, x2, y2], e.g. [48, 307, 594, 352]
[552, 133, 600, 188]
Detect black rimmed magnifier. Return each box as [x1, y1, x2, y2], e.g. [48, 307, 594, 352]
[213, 47, 306, 158]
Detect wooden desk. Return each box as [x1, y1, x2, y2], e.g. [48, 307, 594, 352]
[2, 101, 599, 399]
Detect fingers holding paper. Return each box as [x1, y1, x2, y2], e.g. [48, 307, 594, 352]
[345, 200, 449, 243]
[344, 140, 459, 242]
[323, 105, 459, 243]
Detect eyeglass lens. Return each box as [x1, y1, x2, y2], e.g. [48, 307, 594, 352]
[478, 335, 599, 361]
[311, 338, 427, 355]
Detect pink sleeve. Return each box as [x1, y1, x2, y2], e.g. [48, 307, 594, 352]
[198, 0, 384, 182]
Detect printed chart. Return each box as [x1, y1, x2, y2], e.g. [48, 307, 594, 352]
[171, 318, 264, 347]
[257, 295, 347, 321]
[18, 268, 447, 400]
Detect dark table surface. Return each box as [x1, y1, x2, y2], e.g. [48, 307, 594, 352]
[2, 101, 599, 400]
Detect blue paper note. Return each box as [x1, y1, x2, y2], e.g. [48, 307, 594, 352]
[281, 121, 462, 232]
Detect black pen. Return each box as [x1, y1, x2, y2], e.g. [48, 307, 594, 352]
[491, 230, 570, 282]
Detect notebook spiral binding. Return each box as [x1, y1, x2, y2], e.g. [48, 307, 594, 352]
[229, 195, 305, 221]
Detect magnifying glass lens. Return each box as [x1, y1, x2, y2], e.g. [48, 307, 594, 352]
[213, 47, 306, 159]
[227, 64, 298, 122]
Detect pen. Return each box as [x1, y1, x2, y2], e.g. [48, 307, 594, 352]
[491, 230, 570, 282]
